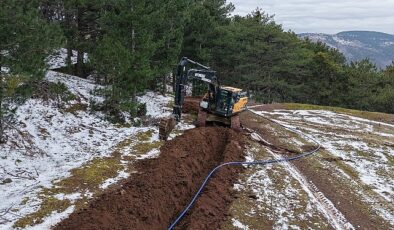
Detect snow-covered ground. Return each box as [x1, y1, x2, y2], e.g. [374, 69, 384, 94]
[247, 109, 394, 227]
[46, 48, 88, 70]
[230, 131, 349, 229]
[0, 68, 184, 229]
[227, 109, 394, 229]
[137, 91, 172, 118]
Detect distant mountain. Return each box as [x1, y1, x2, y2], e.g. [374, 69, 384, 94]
[299, 31, 394, 69]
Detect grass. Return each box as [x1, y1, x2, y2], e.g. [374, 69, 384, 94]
[135, 130, 154, 142]
[133, 141, 161, 155]
[245, 105, 394, 228]
[63, 103, 88, 115]
[385, 152, 394, 167]
[14, 153, 123, 228]
[166, 100, 175, 109]
[319, 150, 360, 180]
[282, 103, 394, 124]
[222, 141, 275, 229]
[222, 140, 331, 229]
[61, 155, 123, 190]
[14, 197, 71, 228]
[14, 129, 164, 228]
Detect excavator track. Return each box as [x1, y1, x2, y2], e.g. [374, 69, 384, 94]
[231, 114, 241, 132]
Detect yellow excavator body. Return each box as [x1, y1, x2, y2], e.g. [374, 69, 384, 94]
[159, 57, 248, 140]
[233, 96, 248, 113]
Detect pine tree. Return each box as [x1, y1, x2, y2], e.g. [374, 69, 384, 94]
[181, 0, 234, 63]
[150, 0, 190, 95]
[0, 0, 62, 142]
[40, 0, 104, 77]
[91, 0, 160, 119]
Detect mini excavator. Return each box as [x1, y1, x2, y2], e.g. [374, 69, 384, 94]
[159, 57, 248, 140]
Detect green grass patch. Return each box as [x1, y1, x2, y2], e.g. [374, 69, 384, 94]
[114, 123, 133, 128]
[135, 130, 155, 142]
[166, 100, 175, 108]
[385, 153, 394, 167]
[20, 197, 30, 206]
[63, 103, 88, 115]
[14, 130, 164, 228]
[14, 153, 123, 228]
[319, 150, 359, 180]
[14, 197, 71, 228]
[133, 141, 161, 155]
[63, 156, 123, 189]
[282, 103, 394, 124]
[182, 114, 198, 123]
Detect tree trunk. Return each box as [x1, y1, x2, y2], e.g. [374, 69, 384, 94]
[76, 49, 84, 77]
[0, 74, 4, 143]
[65, 10, 72, 67]
[162, 74, 167, 95]
[132, 85, 137, 103]
[131, 27, 137, 102]
[131, 29, 136, 53]
[66, 45, 72, 68]
[173, 71, 176, 94]
[75, 7, 84, 78]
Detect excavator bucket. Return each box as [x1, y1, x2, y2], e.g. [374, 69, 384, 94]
[159, 116, 177, 141]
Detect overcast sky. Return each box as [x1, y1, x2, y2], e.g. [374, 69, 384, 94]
[230, 0, 394, 34]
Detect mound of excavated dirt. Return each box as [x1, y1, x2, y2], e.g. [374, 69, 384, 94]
[182, 97, 201, 115]
[55, 127, 245, 230]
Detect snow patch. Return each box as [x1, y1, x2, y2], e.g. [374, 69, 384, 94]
[137, 92, 172, 118]
[232, 218, 250, 230]
[136, 148, 161, 160]
[46, 48, 88, 70]
[0, 71, 175, 228]
[251, 108, 394, 226]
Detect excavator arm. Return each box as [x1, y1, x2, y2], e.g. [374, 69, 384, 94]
[159, 57, 218, 140]
[172, 57, 218, 121]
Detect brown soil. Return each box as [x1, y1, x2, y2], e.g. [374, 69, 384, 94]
[182, 97, 201, 115]
[54, 127, 245, 230]
[241, 111, 391, 230]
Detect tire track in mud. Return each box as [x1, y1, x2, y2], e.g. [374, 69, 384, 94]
[245, 110, 390, 229]
[54, 127, 245, 230]
[250, 130, 354, 230]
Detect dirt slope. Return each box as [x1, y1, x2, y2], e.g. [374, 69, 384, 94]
[182, 97, 201, 115]
[55, 127, 245, 230]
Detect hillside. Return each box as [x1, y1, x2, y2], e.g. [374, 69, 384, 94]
[2, 1, 394, 229]
[299, 31, 394, 68]
[0, 71, 195, 229]
[1, 71, 393, 229]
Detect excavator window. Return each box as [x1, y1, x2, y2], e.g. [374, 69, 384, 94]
[217, 90, 231, 115]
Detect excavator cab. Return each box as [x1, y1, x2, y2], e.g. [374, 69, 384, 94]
[196, 86, 247, 131]
[214, 87, 248, 117]
[200, 86, 247, 116]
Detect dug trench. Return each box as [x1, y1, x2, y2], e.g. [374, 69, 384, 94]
[55, 127, 245, 230]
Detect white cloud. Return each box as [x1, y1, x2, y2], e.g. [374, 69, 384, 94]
[230, 0, 394, 34]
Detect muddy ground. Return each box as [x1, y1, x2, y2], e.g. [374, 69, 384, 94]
[55, 127, 245, 230]
[239, 111, 391, 229]
[54, 100, 393, 230]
